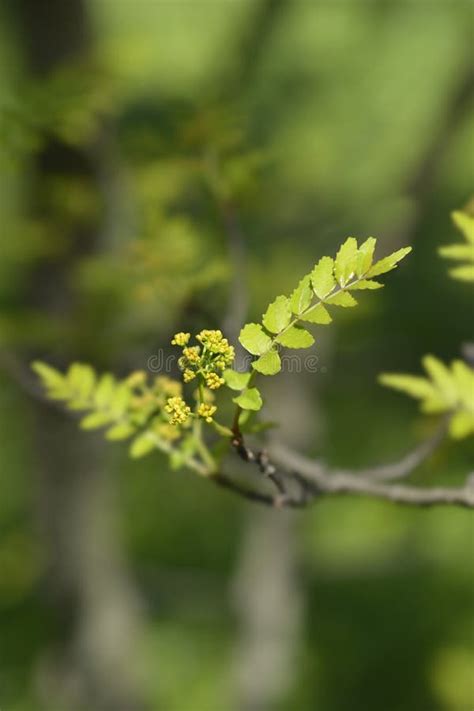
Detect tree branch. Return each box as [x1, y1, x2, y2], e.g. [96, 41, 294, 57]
[271, 419, 449, 484]
[213, 434, 474, 509]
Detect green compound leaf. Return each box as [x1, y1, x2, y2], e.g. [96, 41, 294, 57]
[348, 279, 383, 290]
[311, 256, 336, 299]
[301, 303, 332, 324]
[356, 237, 377, 277]
[233, 387, 263, 411]
[290, 275, 312, 315]
[239, 323, 273, 355]
[326, 291, 358, 307]
[262, 295, 292, 334]
[366, 246, 412, 278]
[223, 369, 251, 391]
[129, 432, 157, 459]
[276, 325, 314, 349]
[252, 349, 281, 375]
[335, 237, 358, 286]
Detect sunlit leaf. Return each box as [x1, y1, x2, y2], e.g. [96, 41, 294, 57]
[233, 387, 263, 411]
[239, 323, 273, 355]
[356, 237, 377, 277]
[366, 246, 412, 278]
[262, 295, 292, 334]
[252, 349, 281, 375]
[348, 279, 383, 290]
[223, 369, 251, 391]
[301, 303, 332, 324]
[290, 275, 312, 315]
[334, 237, 358, 286]
[276, 325, 314, 348]
[326, 291, 358, 307]
[311, 256, 336, 299]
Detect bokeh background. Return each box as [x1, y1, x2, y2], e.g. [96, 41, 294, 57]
[0, 1, 473, 710]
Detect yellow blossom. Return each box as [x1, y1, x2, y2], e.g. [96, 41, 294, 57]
[182, 346, 201, 364]
[196, 329, 235, 367]
[205, 372, 225, 390]
[197, 403, 217, 423]
[164, 396, 191, 425]
[171, 332, 191, 346]
[183, 369, 196, 383]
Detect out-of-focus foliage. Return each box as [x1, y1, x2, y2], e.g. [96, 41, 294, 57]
[0, 63, 116, 163]
[32, 361, 187, 458]
[380, 356, 474, 439]
[380, 205, 473, 440]
[439, 205, 474, 281]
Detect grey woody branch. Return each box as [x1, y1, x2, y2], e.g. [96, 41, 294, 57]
[215, 434, 474, 510]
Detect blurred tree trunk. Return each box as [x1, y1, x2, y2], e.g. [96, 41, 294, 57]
[219, 4, 309, 708]
[231, 508, 303, 711]
[9, 2, 149, 709]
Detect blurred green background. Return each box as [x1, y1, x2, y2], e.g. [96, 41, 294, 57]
[0, 1, 473, 710]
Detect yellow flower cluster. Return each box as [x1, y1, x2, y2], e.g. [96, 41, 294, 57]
[182, 346, 201, 364]
[197, 329, 235, 365]
[197, 403, 217, 423]
[171, 332, 190, 346]
[171, 329, 235, 393]
[165, 396, 191, 425]
[205, 372, 225, 390]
